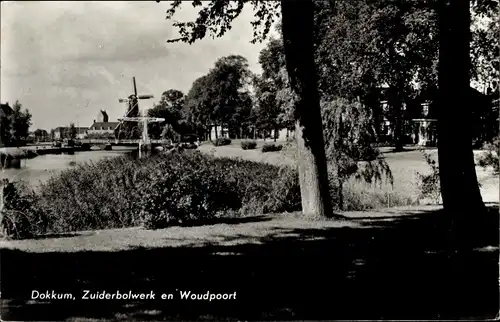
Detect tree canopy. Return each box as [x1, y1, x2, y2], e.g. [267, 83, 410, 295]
[182, 55, 254, 140]
[0, 101, 32, 147]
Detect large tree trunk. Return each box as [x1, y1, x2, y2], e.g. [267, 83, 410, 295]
[281, 0, 335, 219]
[214, 124, 218, 140]
[437, 0, 485, 235]
[387, 41, 405, 152]
[388, 86, 404, 152]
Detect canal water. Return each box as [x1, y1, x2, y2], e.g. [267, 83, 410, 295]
[0, 147, 139, 189]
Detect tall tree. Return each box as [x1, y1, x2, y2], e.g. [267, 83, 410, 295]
[209, 55, 253, 138]
[34, 129, 48, 142]
[315, 0, 439, 150]
[281, 0, 334, 217]
[256, 37, 295, 139]
[183, 55, 253, 141]
[252, 75, 281, 141]
[322, 98, 393, 210]
[437, 0, 485, 233]
[228, 91, 253, 139]
[8, 101, 32, 147]
[148, 89, 186, 140]
[50, 129, 56, 141]
[69, 123, 77, 140]
[0, 105, 12, 147]
[162, 0, 336, 218]
[184, 75, 216, 141]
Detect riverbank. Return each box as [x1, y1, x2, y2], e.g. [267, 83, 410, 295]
[0, 146, 87, 160]
[2, 143, 118, 161]
[0, 147, 38, 158]
[0, 147, 38, 168]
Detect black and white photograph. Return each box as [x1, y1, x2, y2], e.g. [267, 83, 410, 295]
[1, 0, 499, 320]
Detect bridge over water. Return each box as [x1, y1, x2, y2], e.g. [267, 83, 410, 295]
[79, 139, 170, 147]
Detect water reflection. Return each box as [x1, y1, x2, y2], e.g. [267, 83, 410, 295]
[0, 147, 139, 188]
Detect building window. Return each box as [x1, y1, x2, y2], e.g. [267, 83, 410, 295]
[422, 103, 429, 117]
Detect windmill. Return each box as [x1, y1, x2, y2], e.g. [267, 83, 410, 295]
[117, 77, 165, 157]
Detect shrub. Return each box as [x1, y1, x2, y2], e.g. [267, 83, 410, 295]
[213, 137, 231, 146]
[35, 156, 148, 232]
[416, 150, 441, 204]
[1, 180, 45, 239]
[2, 151, 301, 238]
[138, 152, 242, 229]
[264, 166, 302, 213]
[262, 143, 283, 153]
[241, 140, 257, 150]
[478, 137, 499, 173]
[179, 142, 198, 149]
[339, 180, 416, 211]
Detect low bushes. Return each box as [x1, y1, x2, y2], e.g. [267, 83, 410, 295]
[213, 137, 231, 146]
[336, 180, 416, 211]
[478, 137, 499, 173]
[262, 143, 282, 153]
[1, 180, 45, 239]
[416, 150, 441, 204]
[241, 140, 257, 150]
[1, 151, 301, 239]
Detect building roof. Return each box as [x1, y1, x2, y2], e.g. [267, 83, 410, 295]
[89, 122, 120, 130]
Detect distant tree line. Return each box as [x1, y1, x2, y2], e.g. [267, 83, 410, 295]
[0, 101, 32, 147]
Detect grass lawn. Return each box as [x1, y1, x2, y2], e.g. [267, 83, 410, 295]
[1, 205, 498, 320]
[199, 141, 499, 204]
[198, 139, 295, 167]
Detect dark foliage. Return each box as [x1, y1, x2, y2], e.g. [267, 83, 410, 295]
[0, 180, 44, 239]
[241, 140, 257, 150]
[213, 137, 231, 146]
[416, 150, 441, 204]
[478, 137, 500, 173]
[261, 143, 283, 153]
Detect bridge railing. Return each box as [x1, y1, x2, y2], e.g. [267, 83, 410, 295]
[79, 139, 169, 145]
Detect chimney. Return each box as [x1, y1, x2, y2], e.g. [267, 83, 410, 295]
[93, 119, 96, 123]
[102, 110, 109, 122]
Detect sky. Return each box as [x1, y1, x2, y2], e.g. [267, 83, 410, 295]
[1, 1, 273, 131]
